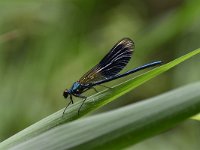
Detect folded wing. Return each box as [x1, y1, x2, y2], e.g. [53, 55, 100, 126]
[79, 38, 134, 84]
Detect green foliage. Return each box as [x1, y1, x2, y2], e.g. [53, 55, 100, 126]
[0, 49, 199, 149]
[11, 82, 200, 150]
[0, 0, 200, 149]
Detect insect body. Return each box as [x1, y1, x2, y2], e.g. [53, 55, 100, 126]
[63, 38, 162, 116]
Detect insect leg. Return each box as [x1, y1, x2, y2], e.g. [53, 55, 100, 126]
[73, 94, 87, 116]
[62, 95, 74, 118]
[78, 97, 87, 116]
[91, 87, 98, 93]
[70, 95, 74, 104]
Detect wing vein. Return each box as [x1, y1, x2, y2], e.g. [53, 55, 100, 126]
[78, 38, 134, 84]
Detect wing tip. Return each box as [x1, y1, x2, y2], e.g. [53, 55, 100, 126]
[120, 37, 135, 50]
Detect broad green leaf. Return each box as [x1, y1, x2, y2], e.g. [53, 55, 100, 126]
[0, 48, 199, 149]
[12, 82, 200, 150]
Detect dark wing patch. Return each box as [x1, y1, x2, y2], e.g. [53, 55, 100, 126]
[79, 38, 134, 84]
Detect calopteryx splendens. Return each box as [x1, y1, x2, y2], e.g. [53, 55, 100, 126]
[63, 38, 162, 116]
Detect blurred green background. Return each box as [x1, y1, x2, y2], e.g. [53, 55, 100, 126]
[0, 0, 200, 149]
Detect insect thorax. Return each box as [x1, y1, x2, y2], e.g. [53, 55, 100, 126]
[70, 82, 85, 94]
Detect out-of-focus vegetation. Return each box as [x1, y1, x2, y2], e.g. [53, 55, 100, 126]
[0, 0, 200, 149]
[1, 49, 199, 150]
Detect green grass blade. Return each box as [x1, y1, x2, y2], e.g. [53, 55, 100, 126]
[0, 48, 199, 149]
[12, 82, 200, 150]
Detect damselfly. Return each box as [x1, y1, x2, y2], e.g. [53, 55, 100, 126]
[63, 38, 162, 116]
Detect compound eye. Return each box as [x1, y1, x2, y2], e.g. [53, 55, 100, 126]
[63, 90, 69, 98]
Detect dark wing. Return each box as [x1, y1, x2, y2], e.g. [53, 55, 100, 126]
[78, 38, 134, 84]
